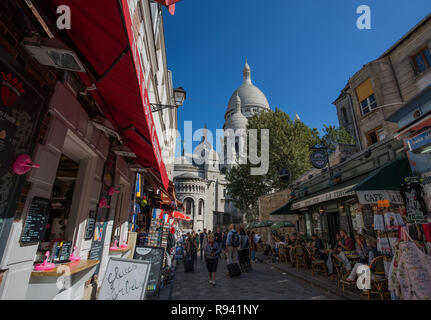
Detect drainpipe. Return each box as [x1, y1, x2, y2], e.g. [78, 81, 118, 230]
[346, 92, 363, 151]
[388, 56, 404, 103]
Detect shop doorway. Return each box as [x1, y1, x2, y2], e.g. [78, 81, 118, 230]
[326, 212, 340, 248]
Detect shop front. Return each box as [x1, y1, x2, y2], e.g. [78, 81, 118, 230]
[0, 78, 140, 299]
[272, 158, 411, 248]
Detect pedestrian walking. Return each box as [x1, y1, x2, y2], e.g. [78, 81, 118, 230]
[238, 228, 251, 272]
[200, 228, 208, 260]
[184, 233, 195, 272]
[226, 224, 241, 277]
[214, 227, 223, 246]
[204, 233, 221, 286]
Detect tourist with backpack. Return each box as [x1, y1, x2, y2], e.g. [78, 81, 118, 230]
[226, 224, 241, 277]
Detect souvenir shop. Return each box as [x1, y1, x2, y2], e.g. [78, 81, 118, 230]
[383, 86, 431, 300]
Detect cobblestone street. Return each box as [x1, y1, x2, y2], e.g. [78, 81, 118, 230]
[169, 253, 341, 300]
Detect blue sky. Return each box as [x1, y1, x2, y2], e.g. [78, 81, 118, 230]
[163, 0, 431, 154]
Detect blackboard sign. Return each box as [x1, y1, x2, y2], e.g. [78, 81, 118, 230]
[84, 212, 96, 240]
[133, 246, 165, 297]
[20, 197, 50, 245]
[58, 241, 72, 262]
[89, 222, 107, 275]
[0, 46, 46, 259]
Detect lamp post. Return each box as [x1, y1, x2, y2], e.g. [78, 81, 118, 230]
[150, 87, 187, 112]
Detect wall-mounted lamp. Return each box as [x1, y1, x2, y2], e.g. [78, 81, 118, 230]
[151, 87, 187, 112]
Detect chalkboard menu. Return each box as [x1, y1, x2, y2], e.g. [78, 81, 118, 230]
[58, 241, 72, 262]
[133, 246, 165, 297]
[89, 222, 107, 274]
[20, 197, 50, 245]
[84, 211, 96, 240]
[0, 46, 47, 259]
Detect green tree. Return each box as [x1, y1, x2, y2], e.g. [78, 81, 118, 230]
[319, 125, 356, 154]
[226, 108, 321, 219]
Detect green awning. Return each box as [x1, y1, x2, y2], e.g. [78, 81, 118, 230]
[256, 220, 273, 228]
[271, 221, 295, 229]
[246, 222, 259, 229]
[270, 199, 295, 216]
[353, 158, 412, 191]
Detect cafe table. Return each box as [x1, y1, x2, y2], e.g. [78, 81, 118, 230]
[26, 260, 99, 300]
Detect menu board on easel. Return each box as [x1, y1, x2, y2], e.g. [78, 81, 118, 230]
[19, 197, 50, 245]
[133, 246, 165, 297]
[0, 46, 46, 259]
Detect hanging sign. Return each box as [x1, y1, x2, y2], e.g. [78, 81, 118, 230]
[310, 150, 328, 169]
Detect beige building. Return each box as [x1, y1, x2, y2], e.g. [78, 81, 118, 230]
[334, 13, 431, 150]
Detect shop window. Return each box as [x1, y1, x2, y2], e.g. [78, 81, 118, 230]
[412, 47, 431, 74]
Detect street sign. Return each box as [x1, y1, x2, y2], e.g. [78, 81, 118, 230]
[310, 150, 328, 169]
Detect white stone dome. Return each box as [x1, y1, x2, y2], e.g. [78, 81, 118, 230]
[225, 93, 248, 130]
[225, 61, 270, 117]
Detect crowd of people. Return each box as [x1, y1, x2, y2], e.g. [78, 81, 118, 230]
[267, 229, 382, 295]
[179, 224, 263, 286]
[178, 225, 385, 295]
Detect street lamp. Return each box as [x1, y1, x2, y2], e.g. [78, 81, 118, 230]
[151, 87, 187, 112]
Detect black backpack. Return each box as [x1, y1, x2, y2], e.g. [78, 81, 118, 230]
[231, 232, 240, 248]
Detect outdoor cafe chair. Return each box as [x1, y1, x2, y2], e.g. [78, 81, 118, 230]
[278, 244, 289, 263]
[367, 256, 390, 300]
[306, 247, 328, 276]
[293, 246, 307, 271]
[332, 253, 350, 289]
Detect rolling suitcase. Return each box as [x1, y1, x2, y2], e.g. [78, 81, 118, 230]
[227, 263, 241, 277]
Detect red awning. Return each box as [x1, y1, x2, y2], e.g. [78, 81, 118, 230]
[153, 0, 182, 15]
[47, 0, 169, 190]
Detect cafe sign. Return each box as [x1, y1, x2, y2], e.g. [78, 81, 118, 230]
[356, 190, 404, 205]
[291, 185, 356, 210]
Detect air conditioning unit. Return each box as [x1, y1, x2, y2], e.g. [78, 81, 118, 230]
[22, 37, 86, 72]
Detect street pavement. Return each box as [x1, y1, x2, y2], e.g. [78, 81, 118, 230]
[168, 252, 341, 300]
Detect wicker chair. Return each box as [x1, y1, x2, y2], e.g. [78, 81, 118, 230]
[293, 246, 307, 270]
[368, 256, 389, 300]
[306, 247, 327, 276]
[278, 244, 289, 263]
[332, 254, 350, 289]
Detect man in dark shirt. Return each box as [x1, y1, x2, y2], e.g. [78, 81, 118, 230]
[214, 227, 223, 246]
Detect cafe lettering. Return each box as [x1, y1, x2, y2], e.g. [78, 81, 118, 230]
[356, 190, 404, 205]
